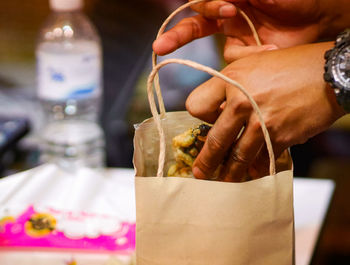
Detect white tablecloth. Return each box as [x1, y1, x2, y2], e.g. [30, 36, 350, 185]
[0, 164, 334, 265]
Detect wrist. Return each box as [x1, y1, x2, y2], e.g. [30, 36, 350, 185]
[324, 83, 347, 118]
[305, 41, 346, 119]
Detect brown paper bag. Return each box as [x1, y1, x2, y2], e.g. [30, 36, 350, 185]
[134, 111, 294, 265]
[134, 1, 294, 264]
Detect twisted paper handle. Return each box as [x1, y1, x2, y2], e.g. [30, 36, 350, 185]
[148, 0, 275, 178]
[152, 0, 262, 116]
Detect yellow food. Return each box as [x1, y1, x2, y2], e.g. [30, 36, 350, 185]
[168, 123, 211, 178]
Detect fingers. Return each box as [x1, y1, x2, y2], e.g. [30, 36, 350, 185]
[186, 76, 227, 123]
[192, 99, 247, 180]
[224, 37, 278, 63]
[247, 145, 269, 179]
[152, 15, 218, 55]
[221, 117, 265, 182]
[187, 67, 263, 181]
[190, 0, 238, 19]
[248, 144, 286, 179]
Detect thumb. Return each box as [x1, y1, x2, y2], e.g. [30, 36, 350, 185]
[224, 39, 278, 63]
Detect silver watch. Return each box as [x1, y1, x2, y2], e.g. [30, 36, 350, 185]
[324, 29, 350, 113]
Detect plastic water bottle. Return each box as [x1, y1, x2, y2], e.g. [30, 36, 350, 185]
[36, 0, 105, 170]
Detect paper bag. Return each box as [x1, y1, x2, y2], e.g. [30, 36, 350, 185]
[134, 111, 294, 265]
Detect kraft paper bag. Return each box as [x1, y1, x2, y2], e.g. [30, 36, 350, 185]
[134, 111, 294, 265]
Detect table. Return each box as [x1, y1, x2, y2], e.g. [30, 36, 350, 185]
[294, 177, 334, 265]
[0, 165, 334, 265]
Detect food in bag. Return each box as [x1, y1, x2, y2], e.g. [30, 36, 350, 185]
[167, 123, 212, 178]
[167, 122, 290, 181]
[168, 122, 246, 180]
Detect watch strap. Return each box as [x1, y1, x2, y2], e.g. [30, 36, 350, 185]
[324, 28, 350, 113]
[336, 90, 350, 113]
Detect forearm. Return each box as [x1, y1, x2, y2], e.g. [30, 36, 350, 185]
[319, 0, 350, 39]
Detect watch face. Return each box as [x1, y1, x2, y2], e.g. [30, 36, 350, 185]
[333, 45, 350, 90]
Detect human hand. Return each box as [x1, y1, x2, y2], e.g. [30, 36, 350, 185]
[185, 42, 345, 181]
[153, 0, 346, 62]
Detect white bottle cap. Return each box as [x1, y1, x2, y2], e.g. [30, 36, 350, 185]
[49, 0, 83, 11]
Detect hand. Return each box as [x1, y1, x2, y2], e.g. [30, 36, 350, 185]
[185, 42, 345, 181]
[153, 0, 349, 62]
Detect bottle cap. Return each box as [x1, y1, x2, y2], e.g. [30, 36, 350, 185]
[49, 0, 83, 11]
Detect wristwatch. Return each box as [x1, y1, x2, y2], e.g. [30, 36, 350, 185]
[324, 29, 350, 113]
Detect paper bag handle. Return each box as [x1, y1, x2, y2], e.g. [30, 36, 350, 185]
[147, 0, 275, 178]
[151, 0, 262, 117]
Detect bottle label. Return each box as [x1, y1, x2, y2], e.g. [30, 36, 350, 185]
[37, 46, 101, 101]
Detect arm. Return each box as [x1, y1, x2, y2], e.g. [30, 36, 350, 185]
[185, 42, 346, 181]
[153, 0, 350, 61]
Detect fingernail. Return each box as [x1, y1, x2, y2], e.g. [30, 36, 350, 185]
[219, 101, 226, 110]
[264, 44, 278, 51]
[193, 167, 207, 180]
[219, 5, 235, 18]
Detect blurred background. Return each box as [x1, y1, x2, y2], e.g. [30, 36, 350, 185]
[0, 0, 349, 264]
